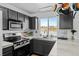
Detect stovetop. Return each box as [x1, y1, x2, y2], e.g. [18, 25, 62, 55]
[4, 36, 21, 43]
[7, 39, 30, 50]
[4, 36, 30, 49]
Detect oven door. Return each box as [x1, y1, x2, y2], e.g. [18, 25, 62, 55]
[13, 44, 31, 56]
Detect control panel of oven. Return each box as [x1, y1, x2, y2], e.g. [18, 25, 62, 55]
[14, 39, 30, 50]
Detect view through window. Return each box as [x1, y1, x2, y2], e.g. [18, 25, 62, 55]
[40, 17, 58, 38]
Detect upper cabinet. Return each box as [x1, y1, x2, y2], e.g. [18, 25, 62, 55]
[29, 17, 36, 29]
[8, 9, 18, 20]
[0, 5, 31, 30]
[0, 6, 9, 30]
[18, 13, 25, 22]
[59, 12, 73, 29]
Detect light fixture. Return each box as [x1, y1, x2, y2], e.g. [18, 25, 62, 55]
[73, 3, 79, 11]
[55, 3, 79, 17]
[62, 3, 70, 10]
[56, 3, 71, 15]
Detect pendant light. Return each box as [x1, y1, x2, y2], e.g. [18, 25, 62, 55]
[72, 3, 79, 18]
[73, 3, 79, 11]
[62, 3, 70, 10]
[61, 3, 71, 15]
[56, 3, 71, 15]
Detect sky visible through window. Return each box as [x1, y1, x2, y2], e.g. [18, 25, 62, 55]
[40, 17, 58, 26]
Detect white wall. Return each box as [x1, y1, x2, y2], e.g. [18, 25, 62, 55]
[73, 12, 79, 40]
[23, 17, 29, 31]
[0, 10, 3, 56]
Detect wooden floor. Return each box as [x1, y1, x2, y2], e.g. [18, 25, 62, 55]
[31, 54, 39, 56]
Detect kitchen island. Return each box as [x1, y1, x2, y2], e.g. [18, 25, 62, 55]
[49, 39, 79, 56]
[57, 39, 79, 56]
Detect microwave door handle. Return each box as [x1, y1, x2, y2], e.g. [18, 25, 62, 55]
[21, 24, 23, 29]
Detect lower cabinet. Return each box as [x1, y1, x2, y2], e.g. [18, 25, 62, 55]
[3, 46, 13, 56]
[33, 39, 43, 55]
[31, 39, 55, 56]
[2, 40, 55, 56]
[42, 41, 55, 56]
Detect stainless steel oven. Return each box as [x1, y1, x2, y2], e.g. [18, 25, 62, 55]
[8, 19, 23, 30]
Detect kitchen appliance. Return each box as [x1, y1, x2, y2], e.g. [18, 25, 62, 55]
[8, 19, 23, 30]
[3, 34, 31, 56]
[4, 35, 30, 49]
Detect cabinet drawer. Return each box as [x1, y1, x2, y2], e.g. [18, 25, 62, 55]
[3, 51, 13, 56]
[3, 46, 13, 54]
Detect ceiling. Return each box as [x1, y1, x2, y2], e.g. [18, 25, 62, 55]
[9, 3, 57, 17]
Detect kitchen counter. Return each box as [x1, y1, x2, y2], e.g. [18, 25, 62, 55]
[48, 39, 57, 56]
[23, 36, 57, 56]
[2, 41, 13, 49]
[22, 36, 57, 41]
[57, 39, 79, 56]
[49, 39, 79, 56]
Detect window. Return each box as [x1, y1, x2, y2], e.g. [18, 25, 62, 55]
[40, 18, 48, 37]
[49, 17, 58, 37]
[39, 17, 58, 38]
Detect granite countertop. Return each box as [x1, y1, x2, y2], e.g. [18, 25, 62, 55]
[49, 39, 79, 56]
[49, 40, 57, 56]
[22, 36, 57, 41]
[57, 39, 79, 56]
[2, 41, 13, 49]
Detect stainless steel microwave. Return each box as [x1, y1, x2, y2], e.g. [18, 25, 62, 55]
[8, 19, 23, 30]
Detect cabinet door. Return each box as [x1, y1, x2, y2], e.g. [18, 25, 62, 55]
[14, 44, 31, 56]
[32, 39, 55, 56]
[0, 6, 8, 30]
[8, 9, 17, 20]
[30, 39, 33, 53]
[18, 13, 25, 21]
[42, 41, 55, 56]
[3, 46, 13, 56]
[29, 17, 36, 29]
[32, 39, 43, 55]
[59, 12, 73, 29]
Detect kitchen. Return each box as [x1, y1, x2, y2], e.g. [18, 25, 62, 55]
[0, 3, 56, 56]
[0, 3, 79, 56]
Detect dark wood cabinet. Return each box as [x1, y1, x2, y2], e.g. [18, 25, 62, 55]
[33, 39, 43, 55]
[8, 9, 17, 20]
[3, 46, 13, 56]
[59, 12, 73, 29]
[0, 6, 8, 30]
[0, 5, 30, 30]
[18, 13, 25, 21]
[42, 41, 55, 56]
[29, 17, 36, 29]
[31, 39, 55, 56]
[30, 39, 33, 54]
